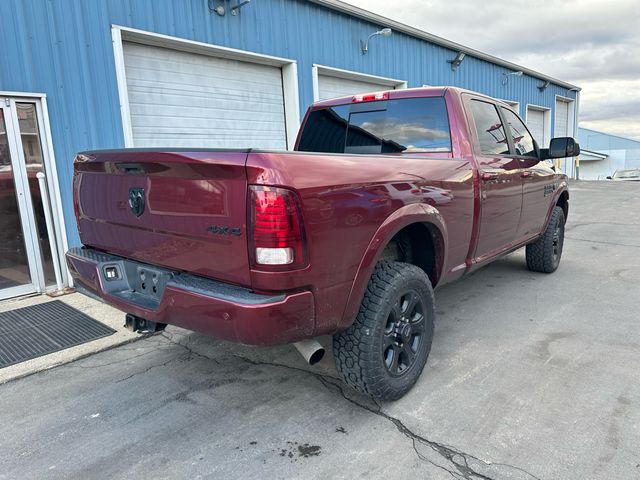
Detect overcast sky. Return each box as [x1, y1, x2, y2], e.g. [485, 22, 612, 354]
[344, 0, 640, 139]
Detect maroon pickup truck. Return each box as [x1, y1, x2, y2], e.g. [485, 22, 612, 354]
[66, 87, 578, 400]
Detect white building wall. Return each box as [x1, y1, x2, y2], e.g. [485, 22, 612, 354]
[578, 128, 640, 180]
[580, 150, 628, 180]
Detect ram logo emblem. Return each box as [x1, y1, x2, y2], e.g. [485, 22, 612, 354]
[128, 188, 145, 217]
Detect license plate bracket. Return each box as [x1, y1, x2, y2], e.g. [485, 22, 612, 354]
[99, 259, 173, 310]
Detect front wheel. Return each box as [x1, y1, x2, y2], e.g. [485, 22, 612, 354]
[333, 261, 434, 401]
[526, 206, 565, 273]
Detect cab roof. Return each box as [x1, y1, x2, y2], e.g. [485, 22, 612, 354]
[311, 86, 516, 110]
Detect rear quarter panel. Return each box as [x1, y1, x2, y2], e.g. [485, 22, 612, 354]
[246, 150, 475, 335]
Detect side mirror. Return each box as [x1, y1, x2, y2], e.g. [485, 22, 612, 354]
[543, 137, 581, 159]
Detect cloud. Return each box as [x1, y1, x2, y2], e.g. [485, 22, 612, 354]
[344, 0, 640, 139]
[578, 79, 640, 138]
[515, 46, 640, 82]
[352, 0, 638, 58]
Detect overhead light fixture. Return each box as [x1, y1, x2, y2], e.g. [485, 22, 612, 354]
[230, 0, 250, 15]
[209, 0, 251, 16]
[537, 80, 551, 92]
[208, 0, 225, 15]
[447, 52, 466, 71]
[501, 70, 523, 85]
[361, 28, 392, 55]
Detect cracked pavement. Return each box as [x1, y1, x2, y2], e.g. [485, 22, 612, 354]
[1, 181, 640, 479]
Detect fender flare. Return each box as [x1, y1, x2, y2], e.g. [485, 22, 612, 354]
[338, 203, 448, 330]
[542, 182, 569, 232]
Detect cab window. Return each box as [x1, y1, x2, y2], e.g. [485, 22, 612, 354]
[501, 107, 537, 157]
[469, 100, 510, 155]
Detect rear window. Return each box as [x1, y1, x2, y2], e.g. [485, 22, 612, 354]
[297, 97, 452, 154]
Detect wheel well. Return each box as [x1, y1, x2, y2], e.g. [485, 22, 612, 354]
[379, 223, 444, 286]
[556, 191, 569, 219]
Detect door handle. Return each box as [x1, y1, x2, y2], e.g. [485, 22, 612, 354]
[481, 172, 499, 181]
[521, 171, 532, 178]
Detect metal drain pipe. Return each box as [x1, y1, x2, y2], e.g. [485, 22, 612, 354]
[36, 172, 63, 292]
[293, 339, 325, 365]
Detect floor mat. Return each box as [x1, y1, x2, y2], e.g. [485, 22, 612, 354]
[0, 300, 115, 369]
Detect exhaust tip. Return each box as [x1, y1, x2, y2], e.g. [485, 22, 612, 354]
[308, 347, 325, 366]
[293, 340, 325, 365]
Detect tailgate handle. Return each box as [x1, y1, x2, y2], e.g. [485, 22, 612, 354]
[117, 163, 145, 174]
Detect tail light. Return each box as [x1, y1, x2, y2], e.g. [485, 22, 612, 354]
[249, 186, 307, 269]
[352, 91, 388, 103]
[72, 173, 82, 231]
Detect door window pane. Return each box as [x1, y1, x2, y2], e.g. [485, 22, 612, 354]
[501, 107, 537, 157]
[0, 109, 33, 289]
[17, 103, 56, 286]
[469, 100, 510, 155]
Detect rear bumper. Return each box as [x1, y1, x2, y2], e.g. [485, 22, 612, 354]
[65, 247, 315, 346]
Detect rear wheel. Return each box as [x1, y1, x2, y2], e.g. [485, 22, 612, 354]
[526, 206, 565, 273]
[333, 261, 434, 401]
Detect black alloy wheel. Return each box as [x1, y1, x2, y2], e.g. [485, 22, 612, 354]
[333, 261, 435, 401]
[383, 290, 426, 376]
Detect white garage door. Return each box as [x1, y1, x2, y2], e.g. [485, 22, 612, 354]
[554, 99, 570, 137]
[123, 42, 287, 149]
[527, 108, 546, 147]
[317, 75, 396, 101]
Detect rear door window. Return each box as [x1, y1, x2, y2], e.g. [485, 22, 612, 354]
[297, 97, 451, 154]
[469, 100, 510, 155]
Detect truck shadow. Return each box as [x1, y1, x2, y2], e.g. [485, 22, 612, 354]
[161, 250, 537, 393]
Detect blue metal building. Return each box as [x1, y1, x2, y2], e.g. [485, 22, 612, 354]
[0, 0, 580, 298]
[578, 127, 640, 180]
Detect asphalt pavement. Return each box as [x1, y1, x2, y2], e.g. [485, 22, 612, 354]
[1, 180, 639, 480]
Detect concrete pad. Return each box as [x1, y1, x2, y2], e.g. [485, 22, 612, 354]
[1, 181, 639, 479]
[0, 292, 139, 384]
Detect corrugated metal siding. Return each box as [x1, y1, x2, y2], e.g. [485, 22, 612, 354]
[579, 128, 640, 151]
[0, 0, 578, 246]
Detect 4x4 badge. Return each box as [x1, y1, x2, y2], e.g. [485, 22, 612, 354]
[128, 188, 145, 217]
[207, 225, 242, 236]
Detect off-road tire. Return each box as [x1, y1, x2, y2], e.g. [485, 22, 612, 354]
[333, 261, 434, 401]
[526, 206, 565, 273]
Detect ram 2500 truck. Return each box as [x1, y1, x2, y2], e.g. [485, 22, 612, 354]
[66, 87, 578, 400]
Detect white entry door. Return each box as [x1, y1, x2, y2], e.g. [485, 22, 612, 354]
[554, 100, 570, 137]
[0, 98, 60, 299]
[554, 99, 575, 173]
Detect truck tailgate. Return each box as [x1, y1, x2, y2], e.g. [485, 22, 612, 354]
[74, 150, 251, 286]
